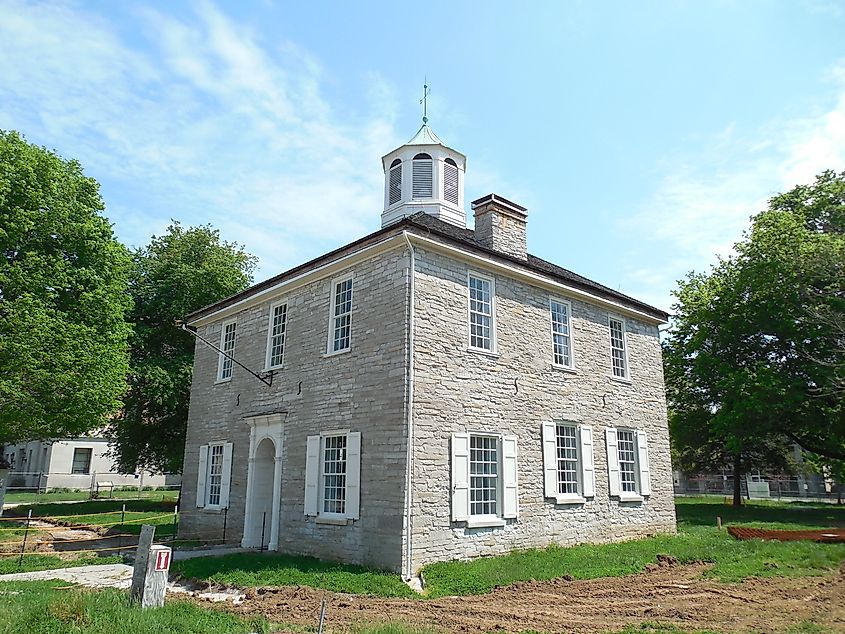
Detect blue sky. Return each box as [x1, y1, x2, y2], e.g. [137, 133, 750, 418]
[2, 1, 844, 311]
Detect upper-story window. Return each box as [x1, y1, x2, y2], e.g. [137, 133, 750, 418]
[443, 158, 459, 205]
[217, 320, 236, 381]
[609, 317, 628, 379]
[468, 273, 495, 352]
[412, 153, 433, 198]
[265, 302, 288, 369]
[550, 298, 573, 368]
[388, 158, 402, 205]
[328, 275, 353, 354]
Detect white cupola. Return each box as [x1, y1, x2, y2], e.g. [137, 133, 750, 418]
[381, 119, 467, 228]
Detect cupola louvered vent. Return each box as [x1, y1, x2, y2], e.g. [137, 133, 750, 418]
[412, 153, 433, 198]
[444, 158, 458, 205]
[389, 159, 402, 205]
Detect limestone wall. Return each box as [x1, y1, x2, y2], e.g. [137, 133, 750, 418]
[409, 246, 676, 572]
[179, 247, 410, 572]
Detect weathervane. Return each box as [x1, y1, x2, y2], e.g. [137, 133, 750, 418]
[420, 80, 431, 124]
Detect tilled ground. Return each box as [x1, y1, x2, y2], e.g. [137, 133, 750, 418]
[202, 562, 845, 633]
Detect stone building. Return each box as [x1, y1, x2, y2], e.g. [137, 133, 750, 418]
[178, 120, 676, 577]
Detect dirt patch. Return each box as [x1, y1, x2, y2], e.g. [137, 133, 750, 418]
[728, 526, 845, 543]
[0, 519, 139, 559]
[198, 563, 845, 634]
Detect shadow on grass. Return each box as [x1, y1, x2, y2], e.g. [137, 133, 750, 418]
[676, 497, 845, 529]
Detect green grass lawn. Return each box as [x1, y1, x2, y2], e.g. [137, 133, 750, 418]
[4, 488, 178, 505]
[0, 580, 269, 634]
[0, 553, 122, 576]
[4, 499, 179, 536]
[173, 552, 417, 598]
[173, 497, 845, 600]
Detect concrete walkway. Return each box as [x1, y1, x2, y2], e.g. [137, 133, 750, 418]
[0, 564, 133, 588]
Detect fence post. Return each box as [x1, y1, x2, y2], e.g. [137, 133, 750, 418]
[173, 505, 178, 542]
[222, 507, 228, 544]
[17, 509, 32, 568]
[119, 503, 126, 557]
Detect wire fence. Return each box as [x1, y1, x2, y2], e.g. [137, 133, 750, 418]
[0, 505, 236, 569]
[3, 471, 181, 502]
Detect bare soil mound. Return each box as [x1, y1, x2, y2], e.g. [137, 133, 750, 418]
[200, 563, 845, 633]
[728, 526, 845, 543]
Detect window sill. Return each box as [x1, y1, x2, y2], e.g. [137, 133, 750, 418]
[202, 506, 225, 514]
[617, 494, 644, 503]
[466, 347, 499, 359]
[315, 516, 350, 525]
[465, 517, 507, 529]
[322, 348, 351, 358]
[263, 364, 284, 373]
[553, 495, 587, 505]
[550, 364, 577, 374]
[214, 377, 232, 385]
[609, 376, 633, 385]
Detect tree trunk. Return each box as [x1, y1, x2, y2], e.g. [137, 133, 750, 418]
[732, 453, 743, 507]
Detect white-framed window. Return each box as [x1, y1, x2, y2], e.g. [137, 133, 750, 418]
[550, 298, 573, 368]
[605, 427, 651, 500]
[609, 316, 628, 379]
[443, 157, 459, 205]
[265, 301, 288, 369]
[468, 272, 495, 352]
[327, 275, 353, 354]
[412, 152, 433, 198]
[195, 442, 233, 510]
[71, 448, 92, 475]
[451, 432, 518, 526]
[542, 423, 595, 502]
[304, 432, 361, 521]
[217, 320, 237, 382]
[388, 158, 402, 205]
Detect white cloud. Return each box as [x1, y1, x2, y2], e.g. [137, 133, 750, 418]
[0, 0, 402, 279]
[623, 59, 845, 312]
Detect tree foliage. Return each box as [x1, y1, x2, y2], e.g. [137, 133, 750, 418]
[665, 170, 845, 503]
[108, 223, 256, 473]
[0, 130, 131, 444]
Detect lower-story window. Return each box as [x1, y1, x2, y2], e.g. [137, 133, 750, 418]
[71, 448, 92, 475]
[542, 422, 596, 502]
[605, 427, 651, 500]
[195, 442, 233, 510]
[304, 431, 361, 521]
[452, 432, 518, 526]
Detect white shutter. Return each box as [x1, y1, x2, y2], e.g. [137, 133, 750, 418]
[541, 423, 557, 499]
[451, 433, 470, 521]
[345, 432, 361, 519]
[605, 427, 621, 497]
[502, 435, 518, 519]
[304, 435, 320, 516]
[579, 425, 595, 498]
[636, 430, 651, 496]
[195, 444, 208, 508]
[219, 442, 233, 508]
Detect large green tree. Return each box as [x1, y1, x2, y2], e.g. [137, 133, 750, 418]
[665, 170, 845, 504]
[108, 223, 255, 474]
[0, 130, 131, 444]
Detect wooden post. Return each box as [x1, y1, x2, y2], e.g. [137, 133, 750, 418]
[131, 524, 171, 607]
[716, 516, 722, 530]
[0, 465, 9, 517]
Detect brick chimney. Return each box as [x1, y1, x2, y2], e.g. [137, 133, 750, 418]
[472, 194, 528, 260]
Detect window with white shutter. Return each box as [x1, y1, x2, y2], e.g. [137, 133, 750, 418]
[606, 427, 649, 500]
[389, 159, 402, 205]
[303, 432, 361, 521]
[542, 423, 594, 503]
[412, 153, 433, 198]
[444, 158, 459, 205]
[452, 432, 515, 527]
[197, 442, 233, 510]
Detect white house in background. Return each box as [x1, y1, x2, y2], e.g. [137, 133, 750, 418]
[3, 437, 179, 491]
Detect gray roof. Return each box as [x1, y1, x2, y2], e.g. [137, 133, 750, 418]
[186, 213, 668, 323]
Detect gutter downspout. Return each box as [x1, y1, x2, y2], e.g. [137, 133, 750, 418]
[402, 231, 415, 581]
